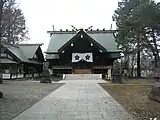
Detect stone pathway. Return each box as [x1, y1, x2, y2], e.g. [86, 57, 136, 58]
[13, 77, 133, 120]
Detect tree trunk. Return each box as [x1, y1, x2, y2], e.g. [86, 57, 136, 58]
[137, 33, 141, 78]
[7, 19, 11, 43]
[124, 52, 129, 77]
[137, 50, 141, 78]
[130, 54, 136, 77]
[154, 54, 158, 67]
[131, 66, 134, 77]
[152, 29, 160, 67]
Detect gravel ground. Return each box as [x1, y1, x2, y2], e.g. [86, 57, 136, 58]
[100, 82, 160, 120]
[0, 80, 63, 120]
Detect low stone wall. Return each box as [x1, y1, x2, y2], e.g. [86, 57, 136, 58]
[2, 73, 40, 80]
[2, 74, 10, 79]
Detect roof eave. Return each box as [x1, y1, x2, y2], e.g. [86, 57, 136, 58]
[45, 51, 59, 54]
[107, 50, 122, 52]
[19, 43, 44, 46]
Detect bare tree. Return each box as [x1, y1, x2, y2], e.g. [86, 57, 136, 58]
[1, 0, 29, 44]
[0, 0, 6, 84]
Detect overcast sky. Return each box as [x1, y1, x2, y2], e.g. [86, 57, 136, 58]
[16, 0, 159, 52]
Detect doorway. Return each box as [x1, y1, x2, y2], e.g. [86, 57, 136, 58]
[74, 69, 91, 74]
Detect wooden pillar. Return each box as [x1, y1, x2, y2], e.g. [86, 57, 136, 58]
[72, 68, 74, 74]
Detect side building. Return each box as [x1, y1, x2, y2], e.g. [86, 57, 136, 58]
[45, 29, 121, 79]
[0, 43, 44, 79]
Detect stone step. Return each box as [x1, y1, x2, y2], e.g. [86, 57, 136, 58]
[65, 74, 102, 80]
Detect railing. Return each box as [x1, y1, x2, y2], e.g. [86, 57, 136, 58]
[92, 66, 110, 69]
[51, 65, 111, 69]
[52, 66, 72, 69]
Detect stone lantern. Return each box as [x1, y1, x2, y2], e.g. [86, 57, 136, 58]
[148, 67, 160, 102]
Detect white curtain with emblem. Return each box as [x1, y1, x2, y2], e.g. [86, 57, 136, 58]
[72, 53, 82, 62]
[82, 53, 93, 62]
[72, 53, 93, 62]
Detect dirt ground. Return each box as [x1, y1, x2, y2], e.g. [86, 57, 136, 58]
[100, 79, 160, 120]
[122, 78, 156, 84]
[0, 80, 63, 120]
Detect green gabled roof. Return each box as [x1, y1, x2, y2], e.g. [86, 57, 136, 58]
[46, 29, 120, 54]
[3, 44, 26, 62]
[18, 44, 40, 59]
[88, 32, 119, 52]
[58, 30, 108, 53]
[47, 33, 76, 53]
[2, 44, 44, 64]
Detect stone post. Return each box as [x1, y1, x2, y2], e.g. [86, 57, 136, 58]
[112, 63, 122, 83]
[148, 67, 160, 102]
[107, 66, 112, 80]
[0, 91, 3, 98]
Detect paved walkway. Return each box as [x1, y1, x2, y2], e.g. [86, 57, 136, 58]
[13, 79, 133, 120]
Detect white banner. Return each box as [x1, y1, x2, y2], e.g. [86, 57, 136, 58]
[72, 53, 82, 62]
[82, 53, 93, 62]
[72, 53, 93, 63]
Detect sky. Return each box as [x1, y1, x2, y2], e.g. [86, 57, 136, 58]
[15, 0, 124, 52]
[16, 0, 120, 52]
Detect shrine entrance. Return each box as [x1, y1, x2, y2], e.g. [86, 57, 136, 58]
[72, 60, 92, 74]
[71, 53, 92, 74]
[73, 69, 91, 74]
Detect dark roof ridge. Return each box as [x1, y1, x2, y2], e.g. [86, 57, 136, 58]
[3, 43, 19, 48]
[47, 31, 77, 35]
[18, 43, 43, 46]
[47, 29, 116, 35]
[87, 30, 116, 34]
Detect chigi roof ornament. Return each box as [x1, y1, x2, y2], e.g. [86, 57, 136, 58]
[48, 25, 116, 35]
[71, 25, 78, 31]
[86, 26, 93, 31]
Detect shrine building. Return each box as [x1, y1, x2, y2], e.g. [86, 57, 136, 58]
[45, 28, 121, 79]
